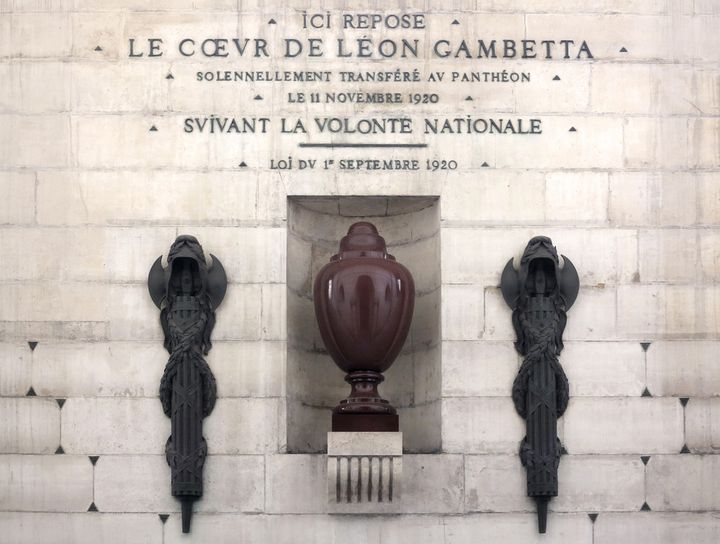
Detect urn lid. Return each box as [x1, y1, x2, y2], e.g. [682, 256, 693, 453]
[332, 222, 396, 261]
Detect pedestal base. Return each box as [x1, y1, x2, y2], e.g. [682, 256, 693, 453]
[327, 432, 402, 513]
[332, 412, 399, 432]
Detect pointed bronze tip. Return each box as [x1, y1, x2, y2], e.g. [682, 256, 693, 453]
[536, 497, 549, 533]
[181, 499, 193, 533]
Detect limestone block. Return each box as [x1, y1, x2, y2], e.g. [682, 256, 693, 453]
[441, 341, 519, 397]
[690, 118, 720, 168]
[562, 342, 645, 397]
[411, 288, 440, 347]
[75, 0, 235, 8]
[491, 117, 623, 170]
[61, 398, 166, 454]
[554, 456, 645, 511]
[286, 349, 349, 407]
[108, 285, 164, 341]
[547, 229, 637, 286]
[647, 455, 720, 510]
[258, 174, 288, 223]
[286, 234, 312, 294]
[392, 235, 441, 294]
[465, 455, 644, 513]
[483, 288, 516, 341]
[0, 455, 93, 512]
[701, 230, 720, 281]
[624, 117, 689, 169]
[397, 402, 442, 453]
[123, 12, 240, 60]
[526, 14, 671, 61]
[698, 173, 720, 225]
[285, 170, 440, 200]
[203, 284, 263, 341]
[0, 282, 108, 322]
[591, 64, 698, 115]
[401, 454, 464, 513]
[461, 0, 668, 13]
[163, 513, 446, 544]
[266, 454, 327, 514]
[73, 115, 210, 169]
[204, 398, 281, 453]
[647, 341, 720, 396]
[617, 285, 719, 337]
[609, 172, 697, 227]
[94, 455, 176, 512]
[0, 512, 161, 544]
[0, 227, 101, 281]
[545, 172, 608, 223]
[464, 455, 532, 512]
[71, 62, 168, 112]
[0, 61, 69, 112]
[163, 514, 326, 544]
[595, 513, 720, 544]
[199, 455, 265, 513]
[442, 397, 524, 454]
[95, 227, 179, 283]
[0, 172, 34, 225]
[440, 172, 545, 224]
[669, 16, 720, 63]
[36, 171, 259, 226]
[0, 227, 176, 283]
[443, 228, 636, 286]
[412, 346, 442, 404]
[70, 12, 125, 60]
[327, 432, 402, 513]
[444, 513, 592, 544]
[31, 342, 160, 397]
[514, 63, 591, 113]
[686, 399, 720, 453]
[441, 284, 483, 341]
[563, 287, 617, 341]
[639, 229, 698, 282]
[563, 398, 684, 454]
[0, 397, 59, 453]
[5, 0, 74, 10]
[287, 292, 320, 351]
[695, 0, 720, 13]
[0, 114, 69, 167]
[694, 69, 720, 115]
[96, 454, 267, 514]
[0, 343, 30, 396]
[0, 320, 107, 343]
[3, 13, 71, 57]
[285, 400, 330, 454]
[0, 15, 9, 54]
[262, 284, 287, 340]
[443, 228, 531, 285]
[187, 227, 286, 284]
[211, 341, 285, 397]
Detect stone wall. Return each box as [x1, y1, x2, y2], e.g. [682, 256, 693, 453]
[0, 1, 719, 543]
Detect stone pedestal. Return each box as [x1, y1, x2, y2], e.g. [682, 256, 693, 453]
[327, 432, 402, 513]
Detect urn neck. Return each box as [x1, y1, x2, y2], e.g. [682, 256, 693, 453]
[332, 222, 395, 261]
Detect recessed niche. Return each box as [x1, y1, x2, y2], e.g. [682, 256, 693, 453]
[287, 196, 441, 453]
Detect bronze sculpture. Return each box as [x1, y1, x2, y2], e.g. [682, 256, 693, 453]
[148, 235, 227, 533]
[314, 222, 415, 432]
[500, 236, 579, 534]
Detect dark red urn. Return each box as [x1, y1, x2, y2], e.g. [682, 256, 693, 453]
[314, 222, 415, 432]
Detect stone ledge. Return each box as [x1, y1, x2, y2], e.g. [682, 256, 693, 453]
[327, 432, 402, 514]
